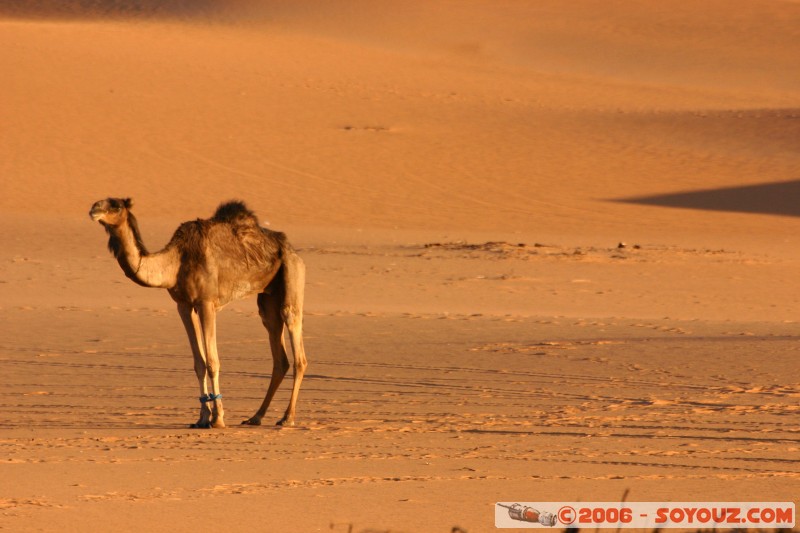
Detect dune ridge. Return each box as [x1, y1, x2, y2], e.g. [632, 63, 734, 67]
[1, 1, 799, 253]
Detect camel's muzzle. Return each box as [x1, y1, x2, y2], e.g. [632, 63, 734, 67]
[89, 201, 106, 221]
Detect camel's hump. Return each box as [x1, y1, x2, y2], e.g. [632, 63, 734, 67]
[212, 201, 259, 225]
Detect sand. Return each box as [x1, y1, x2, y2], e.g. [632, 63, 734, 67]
[1, 1, 799, 531]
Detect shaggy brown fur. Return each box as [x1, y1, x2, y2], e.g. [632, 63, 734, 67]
[90, 197, 308, 428]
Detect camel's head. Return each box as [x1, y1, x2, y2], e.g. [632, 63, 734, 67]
[89, 197, 133, 227]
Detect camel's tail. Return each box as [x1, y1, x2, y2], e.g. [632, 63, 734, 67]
[259, 228, 305, 323]
[277, 234, 306, 325]
[262, 233, 306, 325]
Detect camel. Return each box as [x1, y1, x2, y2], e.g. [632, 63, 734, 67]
[89, 197, 308, 428]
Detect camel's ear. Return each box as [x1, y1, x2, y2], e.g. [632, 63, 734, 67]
[123, 198, 134, 209]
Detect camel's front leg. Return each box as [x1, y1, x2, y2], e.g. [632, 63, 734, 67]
[177, 303, 212, 428]
[198, 301, 225, 428]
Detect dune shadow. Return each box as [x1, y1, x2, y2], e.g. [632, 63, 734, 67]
[0, 0, 223, 20]
[612, 179, 800, 218]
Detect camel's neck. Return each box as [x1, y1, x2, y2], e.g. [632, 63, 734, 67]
[107, 213, 179, 289]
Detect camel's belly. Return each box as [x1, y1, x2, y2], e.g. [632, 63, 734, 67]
[230, 280, 256, 301]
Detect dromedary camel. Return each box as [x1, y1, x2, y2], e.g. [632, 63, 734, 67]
[89, 197, 308, 428]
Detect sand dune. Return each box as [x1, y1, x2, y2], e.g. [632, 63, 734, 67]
[1, 1, 798, 531]
[2, 0, 798, 249]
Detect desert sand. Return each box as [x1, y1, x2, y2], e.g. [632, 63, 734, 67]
[1, 1, 799, 531]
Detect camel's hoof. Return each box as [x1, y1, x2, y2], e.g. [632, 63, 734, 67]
[241, 418, 262, 426]
[276, 418, 295, 427]
[190, 422, 211, 429]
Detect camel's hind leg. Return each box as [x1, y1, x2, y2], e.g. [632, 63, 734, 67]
[242, 289, 290, 426]
[278, 253, 308, 427]
[177, 302, 212, 428]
